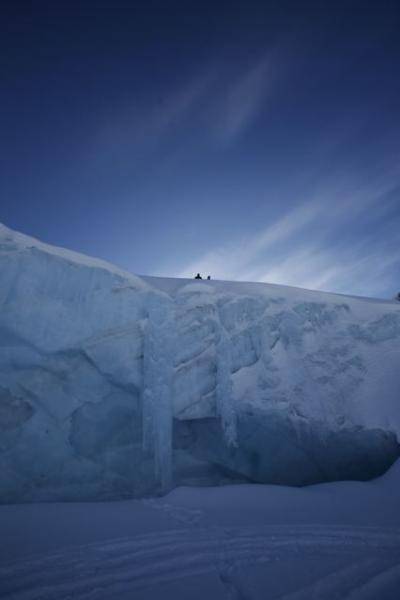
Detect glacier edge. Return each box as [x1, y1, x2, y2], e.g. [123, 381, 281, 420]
[1, 223, 400, 502]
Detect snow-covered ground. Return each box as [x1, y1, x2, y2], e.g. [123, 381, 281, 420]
[2, 461, 400, 599]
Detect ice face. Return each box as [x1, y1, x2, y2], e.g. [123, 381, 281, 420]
[142, 292, 175, 492]
[215, 327, 237, 447]
[174, 411, 400, 486]
[1, 223, 400, 502]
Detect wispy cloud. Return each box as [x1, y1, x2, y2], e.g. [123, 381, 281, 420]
[174, 170, 400, 298]
[216, 57, 272, 144]
[177, 199, 324, 280]
[90, 56, 276, 162]
[91, 69, 216, 158]
[258, 238, 400, 297]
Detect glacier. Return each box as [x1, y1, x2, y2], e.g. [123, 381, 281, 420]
[0, 222, 399, 502]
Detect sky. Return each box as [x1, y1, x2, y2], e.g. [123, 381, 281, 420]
[1, 0, 399, 298]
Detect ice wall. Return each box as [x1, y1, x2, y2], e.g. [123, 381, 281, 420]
[0, 223, 399, 502]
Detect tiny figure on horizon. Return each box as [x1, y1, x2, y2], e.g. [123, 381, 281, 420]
[396, 292, 400, 302]
[207, 275, 211, 280]
[194, 273, 202, 279]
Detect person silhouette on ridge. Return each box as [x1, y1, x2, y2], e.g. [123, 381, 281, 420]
[194, 273, 202, 279]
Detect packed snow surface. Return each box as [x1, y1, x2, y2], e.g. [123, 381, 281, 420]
[0, 222, 400, 501]
[2, 461, 400, 599]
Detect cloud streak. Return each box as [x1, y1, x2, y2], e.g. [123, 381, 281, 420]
[178, 199, 324, 280]
[90, 55, 276, 162]
[217, 57, 272, 144]
[175, 170, 400, 298]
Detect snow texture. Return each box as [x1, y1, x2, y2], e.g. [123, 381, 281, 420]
[2, 460, 400, 599]
[0, 222, 400, 502]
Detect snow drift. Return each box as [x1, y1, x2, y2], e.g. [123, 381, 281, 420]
[0, 223, 399, 502]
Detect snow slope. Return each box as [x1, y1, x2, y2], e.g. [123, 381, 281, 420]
[0, 222, 399, 502]
[1, 461, 400, 599]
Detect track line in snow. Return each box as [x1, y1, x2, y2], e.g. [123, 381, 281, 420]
[2, 525, 400, 600]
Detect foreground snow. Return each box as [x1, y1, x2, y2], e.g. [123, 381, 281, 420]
[2, 461, 400, 599]
[1, 222, 400, 501]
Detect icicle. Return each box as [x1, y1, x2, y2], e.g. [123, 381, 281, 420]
[142, 293, 174, 492]
[216, 327, 237, 447]
[142, 320, 155, 455]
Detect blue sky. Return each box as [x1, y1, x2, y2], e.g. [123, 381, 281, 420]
[1, 1, 399, 298]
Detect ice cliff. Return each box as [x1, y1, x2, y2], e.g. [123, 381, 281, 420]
[1, 223, 399, 502]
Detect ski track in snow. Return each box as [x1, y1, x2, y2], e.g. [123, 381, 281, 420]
[1, 524, 400, 600]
